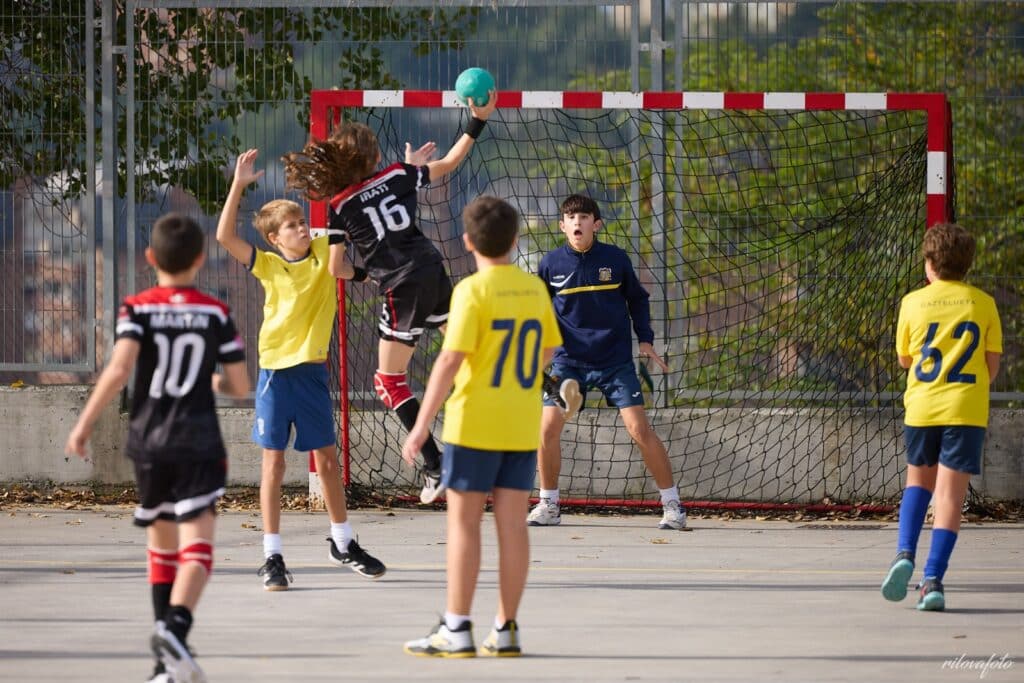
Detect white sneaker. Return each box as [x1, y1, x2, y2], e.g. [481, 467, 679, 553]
[151, 621, 206, 683]
[559, 379, 583, 421]
[527, 499, 561, 526]
[404, 619, 476, 658]
[479, 619, 521, 657]
[420, 470, 446, 504]
[658, 500, 687, 530]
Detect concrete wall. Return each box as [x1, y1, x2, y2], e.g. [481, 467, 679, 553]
[2, 386, 1020, 502]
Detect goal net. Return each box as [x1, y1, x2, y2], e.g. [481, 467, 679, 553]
[310, 90, 952, 510]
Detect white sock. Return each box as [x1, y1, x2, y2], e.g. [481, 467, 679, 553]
[263, 533, 282, 559]
[330, 521, 353, 552]
[659, 487, 680, 506]
[494, 616, 508, 629]
[444, 612, 470, 630]
[540, 489, 560, 505]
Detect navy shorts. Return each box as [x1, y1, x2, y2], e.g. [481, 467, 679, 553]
[379, 263, 453, 346]
[903, 425, 985, 475]
[442, 444, 538, 493]
[132, 457, 226, 527]
[543, 360, 644, 410]
[253, 363, 336, 452]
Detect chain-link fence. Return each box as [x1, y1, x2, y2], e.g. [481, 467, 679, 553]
[3, 1, 1021, 398]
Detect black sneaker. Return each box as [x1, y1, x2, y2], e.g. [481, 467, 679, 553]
[328, 537, 386, 579]
[257, 553, 292, 592]
[917, 576, 945, 611]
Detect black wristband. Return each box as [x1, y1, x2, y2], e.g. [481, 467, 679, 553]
[466, 117, 486, 140]
[351, 266, 369, 282]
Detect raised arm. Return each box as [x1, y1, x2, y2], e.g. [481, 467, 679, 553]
[426, 91, 498, 181]
[216, 149, 263, 266]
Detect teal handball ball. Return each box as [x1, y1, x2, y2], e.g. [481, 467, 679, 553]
[454, 67, 495, 106]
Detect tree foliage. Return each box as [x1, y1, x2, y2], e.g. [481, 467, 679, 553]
[1, 3, 476, 212]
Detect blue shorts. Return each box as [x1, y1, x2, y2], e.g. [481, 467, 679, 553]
[253, 363, 336, 452]
[543, 361, 644, 410]
[903, 425, 985, 475]
[442, 444, 537, 493]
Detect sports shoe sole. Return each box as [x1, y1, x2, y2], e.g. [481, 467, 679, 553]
[658, 519, 686, 530]
[403, 645, 477, 658]
[151, 629, 206, 683]
[881, 558, 914, 602]
[263, 582, 289, 592]
[560, 380, 583, 422]
[917, 591, 946, 611]
[527, 514, 561, 527]
[479, 645, 521, 657]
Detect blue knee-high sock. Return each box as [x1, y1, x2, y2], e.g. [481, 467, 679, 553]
[923, 528, 958, 581]
[896, 486, 932, 559]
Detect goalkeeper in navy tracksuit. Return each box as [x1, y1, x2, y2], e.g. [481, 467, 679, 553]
[527, 194, 687, 530]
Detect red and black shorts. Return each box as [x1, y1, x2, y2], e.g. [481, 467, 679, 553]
[378, 263, 453, 346]
[132, 457, 227, 527]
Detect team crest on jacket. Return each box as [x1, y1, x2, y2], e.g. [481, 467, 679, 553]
[598, 267, 612, 282]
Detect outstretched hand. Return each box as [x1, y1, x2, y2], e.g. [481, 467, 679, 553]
[638, 342, 670, 373]
[405, 141, 438, 166]
[234, 148, 265, 187]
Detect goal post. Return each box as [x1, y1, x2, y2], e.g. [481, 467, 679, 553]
[309, 89, 953, 511]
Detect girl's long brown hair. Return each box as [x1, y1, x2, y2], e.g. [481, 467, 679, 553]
[282, 122, 379, 201]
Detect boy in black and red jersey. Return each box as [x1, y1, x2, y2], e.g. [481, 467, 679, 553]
[282, 89, 496, 504]
[66, 213, 250, 683]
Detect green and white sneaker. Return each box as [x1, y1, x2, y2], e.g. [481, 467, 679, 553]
[404, 619, 476, 658]
[917, 577, 945, 612]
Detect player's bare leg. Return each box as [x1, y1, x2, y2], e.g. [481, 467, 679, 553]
[491, 486, 530, 623]
[259, 449, 286, 534]
[528, 406, 565, 526]
[257, 449, 291, 591]
[621, 406, 685, 529]
[480, 485, 530, 657]
[312, 445, 348, 523]
[620, 406, 673, 487]
[445, 488, 486, 618]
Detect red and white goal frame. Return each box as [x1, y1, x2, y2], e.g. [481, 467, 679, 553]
[307, 89, 953, 504]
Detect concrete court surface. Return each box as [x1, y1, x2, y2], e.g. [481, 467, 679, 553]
[0, 507, 1021, 683]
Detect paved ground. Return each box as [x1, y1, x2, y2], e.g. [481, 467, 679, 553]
[1, 507, 1021, 682]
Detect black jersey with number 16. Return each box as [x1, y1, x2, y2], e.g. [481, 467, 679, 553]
[115, 286, 245, 462]
[327, 162, 444, 288]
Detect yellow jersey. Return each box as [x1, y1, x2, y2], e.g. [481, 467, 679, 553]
[441, 264, 562, 451]
[250, 236, 338, 369]
[897, 279, 1002, 427]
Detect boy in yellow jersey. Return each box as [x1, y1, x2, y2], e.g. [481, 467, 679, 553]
[217, 149, 385, 590]
[401, 196, 561, 658]
[881, 223, 1001, 611]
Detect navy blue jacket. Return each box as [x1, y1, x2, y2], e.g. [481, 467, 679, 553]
[538, 240, 654, 369]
